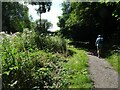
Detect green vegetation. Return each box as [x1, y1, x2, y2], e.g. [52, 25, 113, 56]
[106, 52, 119, 73]
[1, 1, 119, 89]
[35, 19, 53, 34]
[2, 2, 31, 33]
[63, 47, 93, 88]
[58, 1, 120, 74]
[58, 2, 120, 44]
[0, 30, 92, 89]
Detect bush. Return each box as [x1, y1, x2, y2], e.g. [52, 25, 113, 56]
[0, 29, 68, 89]
[34, 33, 67, 54]
[10, 29, 67, 54]
[1, 38, 67, 89]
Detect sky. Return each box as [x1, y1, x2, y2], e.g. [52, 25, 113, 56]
[28, 0, 63, 32]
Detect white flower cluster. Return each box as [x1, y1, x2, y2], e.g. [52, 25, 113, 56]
[0, 28, 33, 43]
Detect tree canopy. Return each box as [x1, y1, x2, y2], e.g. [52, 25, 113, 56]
[2, 2, 31, 33]
[30, 2, 52, 14]
[30, 1, 52, 30]
[2, 1, 53, 34]
[58, 2, 120, 45]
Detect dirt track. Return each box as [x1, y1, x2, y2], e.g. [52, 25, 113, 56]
[88, 54, 119, 89]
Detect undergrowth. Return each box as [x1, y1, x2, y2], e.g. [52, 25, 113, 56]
[0, 29, 93, 89]
[63, 46, 93, 88]
[106, 51, 119, 74]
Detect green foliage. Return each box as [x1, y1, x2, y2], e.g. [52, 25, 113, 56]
[2, 2, 31, 33]
[0, 36, 67, 89]
[30, 1, 52, 32]
[0, 29, 67, 89]
[44, 36, 67, 53]
[57, 2, 71, 38]
[30, 2, 52, 14]
[33, 33, 67, 54]
[35, 19, 53, 33]
[63, 47, 93, 88]
[58, 2, 120, 43]
[1, 29, 93, 89]
[106, 51, 119, 73]
[4, 29, 67, 54]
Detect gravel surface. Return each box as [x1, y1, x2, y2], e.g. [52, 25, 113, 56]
[88, 54, 119, 88]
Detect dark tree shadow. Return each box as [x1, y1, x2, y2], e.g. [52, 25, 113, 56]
[68, 40, 118, 58]
[68, 41, 97, 56]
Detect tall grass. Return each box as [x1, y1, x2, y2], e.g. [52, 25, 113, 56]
[63, 46, 93, 89]
[106, 51, 119, 73]
[35, 35, 66, 53]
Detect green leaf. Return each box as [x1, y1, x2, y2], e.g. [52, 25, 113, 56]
[3, 71, 10, 75]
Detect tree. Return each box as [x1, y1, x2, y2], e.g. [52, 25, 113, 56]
[30, 1, 52, 30]
[57, 1, 71, 38]
[58, 2, 120, 44]
[2, 2, 31, 33]
[35, 19, 53, 34]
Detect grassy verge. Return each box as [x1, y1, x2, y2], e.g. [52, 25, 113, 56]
[105, 52, 119, 74]
[63, 46, 93, 88]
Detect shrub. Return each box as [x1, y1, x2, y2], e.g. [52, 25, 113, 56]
[11, 29, 67, 54]
[34, 33, 67, 54]
[0, 31, 68, 89]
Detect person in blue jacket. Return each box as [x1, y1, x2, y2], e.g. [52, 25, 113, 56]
[95, 35, 103, 58]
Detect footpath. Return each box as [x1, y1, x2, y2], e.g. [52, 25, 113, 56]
[88, 54, 119, 89]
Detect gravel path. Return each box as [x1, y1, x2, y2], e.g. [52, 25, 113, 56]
[88, 54, 119, 89]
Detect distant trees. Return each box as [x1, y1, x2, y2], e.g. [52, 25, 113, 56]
[2, 2, 31, 33]
[2, 1, 52, 34]
[35, 19, 53, 34]
[58, 2, 120, 45]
